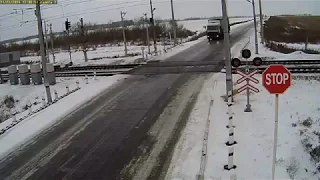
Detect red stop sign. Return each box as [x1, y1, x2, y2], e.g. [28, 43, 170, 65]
[262, 65, 292, 94]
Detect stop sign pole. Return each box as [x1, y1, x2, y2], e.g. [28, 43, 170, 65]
[262, 65, 292, 180]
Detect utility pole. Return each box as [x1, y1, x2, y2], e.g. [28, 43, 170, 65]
[248, 0, 259, 54]
[0, 25, 2, 53]
[162, 33, 166, 52]
[35, 0, 52, 103]
[221, 0, 233, 100]
[49, 23, 55, 64]
[170, 0, 177, 46]
[144, 13, 151, 54]
[80, 18, 88, 62]
[120, 11, 128, 56]
[44, 20, 49, 63]
[68, 30, 72, 64]
[169, 32, 172, 48]
[65, 19, 72, 64]
[149, 0, 158, 55]
[258, 0, 264, 44]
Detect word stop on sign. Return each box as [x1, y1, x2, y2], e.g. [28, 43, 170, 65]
[265, 73, 289, 85]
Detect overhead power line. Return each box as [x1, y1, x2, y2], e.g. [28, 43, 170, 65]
[0, 0, 171, 32]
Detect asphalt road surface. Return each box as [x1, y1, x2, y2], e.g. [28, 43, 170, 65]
[0, 22, 254, 180]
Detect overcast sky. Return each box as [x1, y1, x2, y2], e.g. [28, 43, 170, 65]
[0, 0, 319, 41]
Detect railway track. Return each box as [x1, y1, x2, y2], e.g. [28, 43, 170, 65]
[53, 60, 320, 73]
[54, 63, 143, 72]
[1, 60, 320, 82]
[240, 59, 320, 66]
[232, 66, 320, 74]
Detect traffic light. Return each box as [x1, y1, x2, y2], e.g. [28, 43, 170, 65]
[231, 58, 241, 68]
[253, 57, 263, 66]
[149, 18, 154, 24]
[65, 19, 71, 31]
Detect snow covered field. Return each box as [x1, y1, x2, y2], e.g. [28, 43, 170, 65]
[21, 45, 146, 66]
[231, 23, 320, 61]
[178, 17, 253, 33]
[165, 20, 320, 179]
[273, 42, 320, 53]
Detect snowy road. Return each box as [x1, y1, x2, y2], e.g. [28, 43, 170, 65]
[0, 22, 254, 180]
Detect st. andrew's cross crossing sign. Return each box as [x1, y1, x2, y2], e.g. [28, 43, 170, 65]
[262, 64, 292, 94]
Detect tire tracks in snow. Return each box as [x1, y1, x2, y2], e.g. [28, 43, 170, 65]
[197, 80, 217, 180]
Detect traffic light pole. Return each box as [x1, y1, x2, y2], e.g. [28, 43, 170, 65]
[49, 23, 55, 64]
[144, 13, 151, 54]
[251, 0, 259, 54]
[80, 18, 88, 62]
[149, 0, 158, 55]
[120, 11, 128, 56]
[36, 1, 52, 103]
[67, 30, 72, 63]
[170, 0, 177, 46]
[258, 0, 264, 44]
[65, 19, 72, 64]
[44, 20, 49, 63]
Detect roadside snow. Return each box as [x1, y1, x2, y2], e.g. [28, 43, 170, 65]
[21, 45, 146, 66]
[205, 73, 320, 179]
[0, 77, 82, 117]
[166, 72, 320, 179]
[166, 19, 320, 180]
[0, 74, 128, 159]
[275, 42, 320, 52]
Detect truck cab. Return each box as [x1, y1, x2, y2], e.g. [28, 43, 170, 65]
[206, 18, 230, 41]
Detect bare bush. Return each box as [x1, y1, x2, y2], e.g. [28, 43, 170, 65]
[286, 157, 300, 180]
[301, 137, 313, 152]
[1, 20, 194, 54]
[300, 117, 313, 128]
[3, 95, 15, 109]
[310, 146, 320, 164]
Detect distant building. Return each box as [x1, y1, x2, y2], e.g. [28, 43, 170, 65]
[0, 51, 21, 68]
[111, 20, 134, 27]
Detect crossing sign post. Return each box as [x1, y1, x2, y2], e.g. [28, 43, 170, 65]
[236, 68, 259, 112]
[236, 49, 260, 112]
[236, 69, 259, 84]
[262, 64, 291, 180]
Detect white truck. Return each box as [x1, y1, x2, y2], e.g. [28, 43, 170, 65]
[206, 18, 230, 41]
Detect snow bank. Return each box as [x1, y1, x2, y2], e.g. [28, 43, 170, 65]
[273, 42, 320, 52]
[21, 45, 146, 66]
